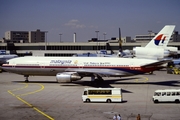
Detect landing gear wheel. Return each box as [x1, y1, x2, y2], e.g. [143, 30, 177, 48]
[94, 76, 104, 83]
[25, 80, 29, 82]
[149, 71, 153, 74]
[24, 75, 29, 82]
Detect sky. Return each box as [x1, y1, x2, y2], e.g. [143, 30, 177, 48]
[0, 0, 180, 42]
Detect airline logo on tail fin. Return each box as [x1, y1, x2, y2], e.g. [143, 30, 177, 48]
[145, 25, 175, 48]
[154, 34, 166, 46]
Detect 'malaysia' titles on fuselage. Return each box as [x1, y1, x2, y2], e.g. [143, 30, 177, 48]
[11, 57, 145, 67]
[50, 59, 116, 66]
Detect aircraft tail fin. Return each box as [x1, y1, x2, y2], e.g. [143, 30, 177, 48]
[145, 25, 175, 48]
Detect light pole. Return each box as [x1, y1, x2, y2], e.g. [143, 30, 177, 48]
[103, 32, 106, 40]
[45, 31, 48, 50]
[148, 30, 152, 41]
[95, 31, 99, 51]
[59, 33, 62, 42]
[95, 31, 99, 40]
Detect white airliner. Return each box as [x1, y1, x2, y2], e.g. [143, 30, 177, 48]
[133, 25, 176, 59]
[73, 25, 176, 59]
[0, 54, 18, 65]
[2, 56, 171, 83]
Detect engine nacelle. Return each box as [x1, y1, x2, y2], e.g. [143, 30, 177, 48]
[133, 47, 170, 59]
[56, 72, 82, 83]
[165, 47, 178, 55]
[166, 47, 178, 52]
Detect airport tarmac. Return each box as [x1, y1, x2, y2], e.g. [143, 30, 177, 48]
[0, 70, 180, 120]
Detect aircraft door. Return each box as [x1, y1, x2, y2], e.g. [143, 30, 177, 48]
[130, 62, 134, 70]
[40, 63, 45, 69]
[12, 62, 16, 68]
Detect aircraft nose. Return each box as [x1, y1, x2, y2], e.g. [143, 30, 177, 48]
[0, 64, 8, 72]
[0, 66, 3, 72]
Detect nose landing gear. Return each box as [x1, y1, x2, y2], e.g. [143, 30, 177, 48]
[24, 75, 29, 82]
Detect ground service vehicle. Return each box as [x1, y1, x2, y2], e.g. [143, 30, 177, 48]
[153, 89, 180, 103]
[167, 61, 180, 75]
[82, 88, 122, 103]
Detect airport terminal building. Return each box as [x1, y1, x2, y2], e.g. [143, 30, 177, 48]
[2, 29, 46, 43]
[0, 41, 180, 58]
[0, 29, 180, 57]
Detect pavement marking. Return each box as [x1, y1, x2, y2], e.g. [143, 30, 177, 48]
[135, 77, 148, 82]
[16, 96, 54, 120]
[8, 83, 28, 96]
[11, 83, 28, 91]
[17, 83, 44, 96]
[7, 83, 54, 120]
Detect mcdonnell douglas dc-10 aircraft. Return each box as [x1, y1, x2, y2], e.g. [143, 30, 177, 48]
[2, 57, 171, 83]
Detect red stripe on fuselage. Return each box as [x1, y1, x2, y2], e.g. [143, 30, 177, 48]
[2, 64, 160, 73]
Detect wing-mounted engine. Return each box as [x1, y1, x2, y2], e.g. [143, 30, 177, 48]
[56, 72, 82, 83]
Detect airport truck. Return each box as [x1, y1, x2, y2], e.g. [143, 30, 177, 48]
[82, 88, 122, 103]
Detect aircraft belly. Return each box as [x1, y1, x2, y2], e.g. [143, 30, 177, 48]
[4, 67, 64, 76]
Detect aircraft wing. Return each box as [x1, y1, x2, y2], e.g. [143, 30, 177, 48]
[65, 68, 124, 77]
[141, 59, 172, 68]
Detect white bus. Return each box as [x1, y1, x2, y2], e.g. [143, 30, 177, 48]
[82, 88, 122, 103]
[153, 89, 180, 103]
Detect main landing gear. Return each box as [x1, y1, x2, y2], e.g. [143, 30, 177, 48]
[91, 75, 104, 83]
[24, 75, 29, 82]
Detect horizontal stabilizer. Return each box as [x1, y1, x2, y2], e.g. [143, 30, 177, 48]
[141, 59, 172, 68]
